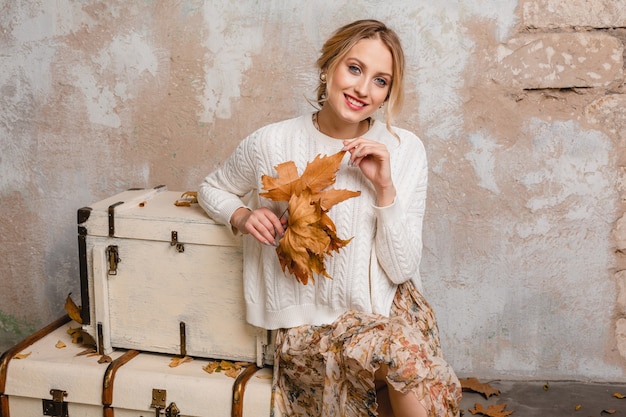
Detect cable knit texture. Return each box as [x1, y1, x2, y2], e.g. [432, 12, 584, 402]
[198, 114, 427, 330]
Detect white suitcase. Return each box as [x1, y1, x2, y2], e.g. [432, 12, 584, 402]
[0, 316, 278, 417]
[77, 186, 273, 366]
[0, 315, 130, 417]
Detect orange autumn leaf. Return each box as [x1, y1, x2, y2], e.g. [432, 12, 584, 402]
[98, 355, 112, 364]
[260, 150, 360, 285]
[460, 377, 501, 399]
[469, 403, 514, 417]
[297, 151, 347, 194]
[14, 351, 31, 360]
[64, 293, 83, 324]
[260, 161, 301, 201]
[169, 356, 193, 368]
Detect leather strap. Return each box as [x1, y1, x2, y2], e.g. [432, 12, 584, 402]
[231, 364, 261, 417]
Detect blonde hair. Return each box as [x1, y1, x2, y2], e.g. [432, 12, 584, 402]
[315, 19, 406, 133]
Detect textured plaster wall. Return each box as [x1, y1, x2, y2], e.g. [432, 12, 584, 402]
[1, 0, 625, 382]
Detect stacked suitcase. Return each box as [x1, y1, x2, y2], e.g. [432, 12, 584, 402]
[0, 186, 277, 416]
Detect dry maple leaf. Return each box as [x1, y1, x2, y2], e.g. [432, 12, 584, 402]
[66, 326, 96, 346]
[169, 356, 193, 368]
[460, 377, 501, 399]
[260, 150, 360, 284]
[98, 355, 112, 364]
[469, 403, 514, 417]
[64, 293, 83, 324]
[174, 191, 198, 207]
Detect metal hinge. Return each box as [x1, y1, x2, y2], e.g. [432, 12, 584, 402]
[170, 231, 184, 253]
[42, 389, 68, 417]
[107, 245, 121, 275]
[151, 389, 180, 417]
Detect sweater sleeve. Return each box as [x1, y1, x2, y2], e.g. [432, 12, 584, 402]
[197, 133, 259, 233]
[373, 135, 428, 285]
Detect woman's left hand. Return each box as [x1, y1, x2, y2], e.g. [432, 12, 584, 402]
[343, 138, 396, 206]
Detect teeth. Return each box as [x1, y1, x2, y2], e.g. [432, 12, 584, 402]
[346, 96, 365, 107]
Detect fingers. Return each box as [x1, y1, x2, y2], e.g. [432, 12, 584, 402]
[244, 207, 285, 246]
[342, 138, 386, 167]
[342, 138, 394, 196]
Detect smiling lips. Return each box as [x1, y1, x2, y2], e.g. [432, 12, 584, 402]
[345, 94, 367, 109]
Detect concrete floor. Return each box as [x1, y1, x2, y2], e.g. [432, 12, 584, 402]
[458, 380, 626, 417]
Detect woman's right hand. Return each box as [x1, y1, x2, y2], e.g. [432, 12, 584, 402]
[231, 207, 287, 246]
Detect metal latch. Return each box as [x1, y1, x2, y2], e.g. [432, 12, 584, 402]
[170, 231, 184, 253]
[151, 389, 180, 417]
[166, 402, 180, 417]
[106, 245, 121, 275]
[42, 389, 68, 417]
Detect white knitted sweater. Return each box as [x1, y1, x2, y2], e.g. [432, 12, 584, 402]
[198, 114, 428, 330]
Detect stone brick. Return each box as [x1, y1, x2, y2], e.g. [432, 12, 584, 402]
[614, 213, 626, 252]
[616, 271, 626, 314]
[522, 0, 626, 29]
[492, 33, 623, 89]
[616, 318, 626, 361]
[585, 94, 626, 142]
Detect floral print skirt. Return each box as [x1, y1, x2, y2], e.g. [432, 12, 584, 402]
[271, 281, 461, 417]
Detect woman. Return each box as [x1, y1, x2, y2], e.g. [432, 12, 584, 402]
[198, 19, 461, 417]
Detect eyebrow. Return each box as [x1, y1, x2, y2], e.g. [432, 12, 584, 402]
[347, 57, 392, 79]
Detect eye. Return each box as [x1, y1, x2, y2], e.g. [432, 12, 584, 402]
[348, 65, 361, 75]
[374, 77, 389, 87]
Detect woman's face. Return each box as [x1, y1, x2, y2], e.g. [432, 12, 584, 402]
[325, 38, 393, 126]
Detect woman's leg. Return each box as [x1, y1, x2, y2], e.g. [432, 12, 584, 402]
[376, 382, 394, 417]
[375, 364, 428, 417]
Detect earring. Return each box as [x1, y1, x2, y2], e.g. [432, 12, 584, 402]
[320, 73, 327, 83]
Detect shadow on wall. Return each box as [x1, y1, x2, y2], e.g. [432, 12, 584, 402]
[0, 311, 38, 355]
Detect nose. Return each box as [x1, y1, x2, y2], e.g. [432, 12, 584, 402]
[354, 77, 369, 97]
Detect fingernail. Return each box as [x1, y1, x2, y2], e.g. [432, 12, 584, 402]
[263, 241, 270, 246]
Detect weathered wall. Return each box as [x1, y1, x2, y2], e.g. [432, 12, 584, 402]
[1, 0, 625, 381]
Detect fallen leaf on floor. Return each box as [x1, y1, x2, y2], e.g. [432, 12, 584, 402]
[543, 382, 549, 391]
[613, 392, 626, 399]
[98, 355, 112, 364]
[601, 410, 617, 415]
[55, 340, 66, 349]
[574, 404, 582, 411]
[169, 356, 193, 368]
[64, 293, 83, 324]
[460, 377, 501, 399]
[469, 403, 513, 417]
[14, 352, 31, 359]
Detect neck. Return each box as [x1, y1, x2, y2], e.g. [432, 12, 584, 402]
[314, 108, 371, 139]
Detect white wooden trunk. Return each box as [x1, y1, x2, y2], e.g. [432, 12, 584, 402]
[78, 186, 272, 365]
[110, 351, 277, 417]
[1, 318, 278, 417]
[2, 318, 126, 417]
